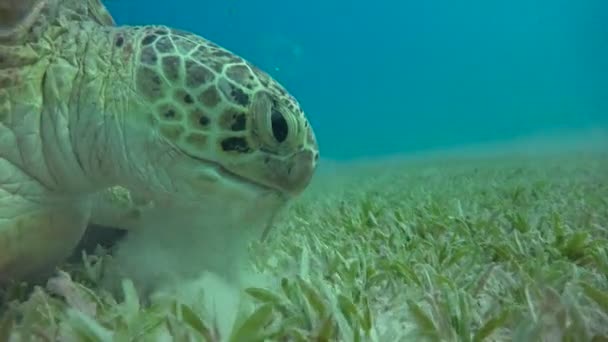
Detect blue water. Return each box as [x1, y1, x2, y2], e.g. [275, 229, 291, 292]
[106, 0, 608, 159]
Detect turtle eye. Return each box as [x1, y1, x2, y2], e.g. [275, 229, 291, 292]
[271, 108, 288, 143]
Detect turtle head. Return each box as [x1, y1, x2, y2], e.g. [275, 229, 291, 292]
[124, 27, 318, 203]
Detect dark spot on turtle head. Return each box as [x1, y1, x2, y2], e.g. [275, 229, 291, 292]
[230, 87, 250, 106]
[183, 94, 194, 104]
[115, 36, 124, 47]
[221, 137, 250, 153]
[198, 115, 210, 126]
[158, 103, 183, 121]
[230, 113, 247, 131]
[150, 75, 161, 86]
[190, 109, 211, 128]
[154, 29, 168, 35]
[164, 109, 176, 118]
[142, 34, 157, 46]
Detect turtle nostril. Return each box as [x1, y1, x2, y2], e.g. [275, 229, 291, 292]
[271, 109, 288, 143]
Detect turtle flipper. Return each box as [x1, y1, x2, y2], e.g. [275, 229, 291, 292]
[70, 187, 150, 256]
[88, 186, 153, 231]
[0, 186, 90, 284]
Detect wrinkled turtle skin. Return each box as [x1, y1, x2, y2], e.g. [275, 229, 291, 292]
[0, 0, 318, 283]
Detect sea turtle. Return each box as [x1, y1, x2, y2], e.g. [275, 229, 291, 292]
[0, 0, 318, 283]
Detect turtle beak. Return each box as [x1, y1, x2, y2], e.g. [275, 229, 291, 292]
[280, 149, 317, 196]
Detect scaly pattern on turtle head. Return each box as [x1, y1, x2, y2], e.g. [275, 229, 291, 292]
[115, 26, 319, 199]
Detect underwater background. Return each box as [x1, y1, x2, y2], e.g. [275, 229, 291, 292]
[105, 0, 608, 160]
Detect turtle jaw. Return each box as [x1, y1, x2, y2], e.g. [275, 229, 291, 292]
[140, 149, 285, 212]
[184, 152, 287, 198]
[239, 149, 317, 198]
[181, 148, 317, 200]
